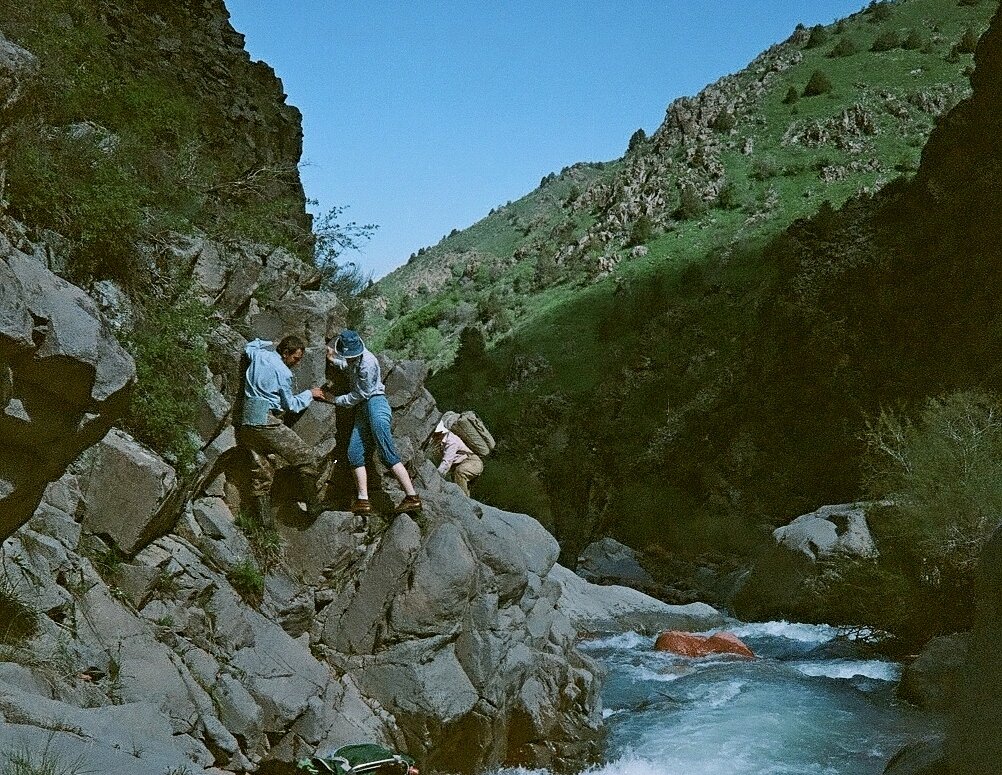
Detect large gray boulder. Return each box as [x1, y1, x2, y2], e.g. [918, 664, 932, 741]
[75, 429, 179, 554]
[577, 537, 655, 587]
[551, 563, 724, 635]
[731, 502, 880, 621]
[773, 502, 878, 561]
[0, 31, 37, 113]
[315, 487, 604, 773]
[0, 249, 136, 542]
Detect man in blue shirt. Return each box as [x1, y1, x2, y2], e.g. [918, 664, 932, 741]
[240, 335, 327, 526]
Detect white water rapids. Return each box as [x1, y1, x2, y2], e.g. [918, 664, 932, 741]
[496, 621, 941, 775]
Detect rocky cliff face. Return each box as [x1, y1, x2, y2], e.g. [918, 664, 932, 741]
[0, 225, 610, 771]
[0, 224, 135, 540]
[0, 4, 615, 771]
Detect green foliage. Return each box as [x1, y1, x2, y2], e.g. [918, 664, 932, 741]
[867, 1, 895, 23]
[454, 325, 487, 367]
[1, 0, 312, 288]
[804, 24, 830, 49]
[533, 251, 561, 289]
[711, 111, 736, 133]
[6, 126, 147, 283]
[627, 128, 648, 154]
[0, 577, 38, 647]
[627, 215, 655, 246]
[235, 511, 284, 569]
[864, 391, 1002, 580]
[954, 26, 981, 53]
[782, 86, 800, 104]
[872, 30, 903, 51]
[228, 558, 265, 603]
[677, 186, 707, 220]
[415, 327, 444, 359]
[123, 292, 211, 474]
[803, 69, 834, 97]
[902, 29, 926, 50]
[828, 37, 860, 57]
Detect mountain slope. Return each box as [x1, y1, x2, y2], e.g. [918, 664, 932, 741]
[366, 0, 994, 371]
[419, 0, 1001, 590]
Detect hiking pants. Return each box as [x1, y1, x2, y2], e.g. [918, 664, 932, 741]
[239, 415, 318, 497]
[451, 454, 483, 496]
[347, 394, 401, 468]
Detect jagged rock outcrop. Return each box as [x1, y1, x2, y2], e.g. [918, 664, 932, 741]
[0, 240, 136, 542]
[0, 232, 614, 772]
[0, 357, 609, 772]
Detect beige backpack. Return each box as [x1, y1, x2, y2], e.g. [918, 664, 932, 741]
[440, 410, 496, 456]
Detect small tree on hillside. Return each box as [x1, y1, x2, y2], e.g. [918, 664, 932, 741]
[627, 128, 648, 154]
[627, 215, 655, 246]
[782, 86, 800, 105]
[872, 30, 902, 51]
[533, 251, 560, 288]
[803, 69, 834, 97]
[711, 111, 736, 133]
[867, 1, 895, 23]
[902, 29, 925, 50]
[677, 186, 707, 220]
[454, 325, 487, 367]
[804, 24, 830, 49]
[828, 37, 860, 57]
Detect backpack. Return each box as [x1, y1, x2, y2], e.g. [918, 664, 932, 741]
[440, 410, 496, 456]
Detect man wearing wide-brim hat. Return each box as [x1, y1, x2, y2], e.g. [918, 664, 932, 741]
[327, 329, 422, 518]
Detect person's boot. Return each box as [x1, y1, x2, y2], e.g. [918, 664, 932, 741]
[252, 493, 275, 530]
[298, 468, 328, 518]
[394, 494, 423, 514]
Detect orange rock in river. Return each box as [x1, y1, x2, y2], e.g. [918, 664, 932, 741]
[654, 630, 755, 659]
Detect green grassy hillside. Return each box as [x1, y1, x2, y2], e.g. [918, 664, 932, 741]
[376, 0, 1002, 640]
[368, 0, 993, 372]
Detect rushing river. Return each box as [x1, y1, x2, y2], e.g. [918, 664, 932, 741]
[500, 621, 942, 775]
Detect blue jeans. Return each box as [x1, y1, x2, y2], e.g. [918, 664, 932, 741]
[347, 395, 401, 468]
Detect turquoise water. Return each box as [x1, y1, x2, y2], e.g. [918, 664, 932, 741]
[499, 621, 941, 775]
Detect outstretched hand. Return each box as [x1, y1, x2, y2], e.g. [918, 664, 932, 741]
[311, 387, 327, 400]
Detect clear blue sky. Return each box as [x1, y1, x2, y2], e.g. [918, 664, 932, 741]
[224, 1, 868, 278]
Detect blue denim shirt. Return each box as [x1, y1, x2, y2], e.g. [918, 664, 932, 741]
[242, 339, 313, 424]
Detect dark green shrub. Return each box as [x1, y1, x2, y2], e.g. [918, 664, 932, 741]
[871, 30, 902, 51]
[828, 37, 860, 57]
[711, 111, 736, 133]
[6, 127, 147, 284]
[803, 69, 834, 97]
[751, 155, 780, 180]
[782, 86, 800, 105]
[677, 186, 707, 220]
[0, 578, 37, 647]
[627, 215, 655, 246]
[534, 252, 561, 288]
[454, 326, 487, 366]
[228, 558, 264, 604]
[627, 128, 648, 154]
[123, 292, 210, 474]
[953, 27, 980, 54]
[902, 30, 925, 50]
[804, 24, 830, 49]
[867, 1, 895, 23]
[717, 181, 744, 210]
[864, 391, 1002, 594]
